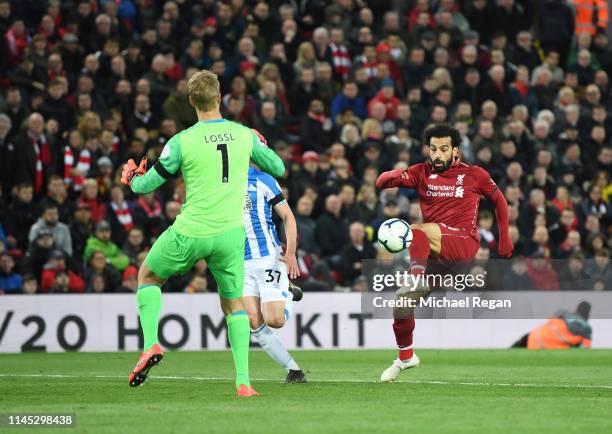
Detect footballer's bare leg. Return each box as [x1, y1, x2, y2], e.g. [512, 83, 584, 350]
[381, 224, 439, 382]
[261, 300, 287, 329]
[129, 262, 166, 387]
[245, 296, 306, 383]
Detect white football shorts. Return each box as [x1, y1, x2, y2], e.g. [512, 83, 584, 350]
[243, 253, 290, 303]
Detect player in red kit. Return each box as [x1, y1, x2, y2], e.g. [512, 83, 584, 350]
[375, 123, 513, 382]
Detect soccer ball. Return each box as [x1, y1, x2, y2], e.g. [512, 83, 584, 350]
[377, 218, 413, 253]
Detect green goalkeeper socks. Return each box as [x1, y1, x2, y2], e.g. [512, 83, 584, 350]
[226, 310, 251, 387]
[137, 285, 162, 351]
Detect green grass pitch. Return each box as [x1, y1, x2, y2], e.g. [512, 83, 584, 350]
[1, 349, 611, 434]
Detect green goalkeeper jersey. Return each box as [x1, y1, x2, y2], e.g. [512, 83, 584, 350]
[131, 119, 285, 237]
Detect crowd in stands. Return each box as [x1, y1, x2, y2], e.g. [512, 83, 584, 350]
[0, 0, 610, 294]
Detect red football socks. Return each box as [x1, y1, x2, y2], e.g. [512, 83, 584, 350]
[393, 315, 416, 360]
[408, 228, 430, 274]
[393, 228, 430, 361]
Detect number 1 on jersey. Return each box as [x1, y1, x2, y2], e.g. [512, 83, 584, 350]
[216, 143, 229, 183]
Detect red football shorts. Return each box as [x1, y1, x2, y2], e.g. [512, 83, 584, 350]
[437, 223, 480, 261]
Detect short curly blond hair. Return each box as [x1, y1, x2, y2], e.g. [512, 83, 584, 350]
[187, 70, 220, 111]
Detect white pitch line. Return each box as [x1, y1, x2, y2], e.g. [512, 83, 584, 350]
[0, 373, 611, 390]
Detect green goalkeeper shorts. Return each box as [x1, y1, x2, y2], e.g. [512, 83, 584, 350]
[145, 225, 246, 299]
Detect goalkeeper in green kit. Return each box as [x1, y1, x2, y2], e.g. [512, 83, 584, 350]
[121, 70, 284, 397]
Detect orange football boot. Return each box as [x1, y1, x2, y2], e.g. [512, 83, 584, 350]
[128, 343, 164, 387]
[236, 384, 260, 397]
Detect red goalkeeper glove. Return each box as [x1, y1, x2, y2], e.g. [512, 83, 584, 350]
[121, 158, 147, 186]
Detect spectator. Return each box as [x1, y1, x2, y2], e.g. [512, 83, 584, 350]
[254, 100, 287, 147]
[526, 252, 560, 290]
[123, 227, 147, 266]
[84, 250, 121, 293]
[40, 249, 84, 293]
[501, 256, 535, 290]
[133, 192, 164, 239]
[28, 202, 72, 256]
[331, 80, 367, 122]
[80, 178, 106, 223]
[0, 253, 22, 293]
[184, 273, 209, 293]
[117, 265, 138, 293]
[585, 248, 611, 291]
[38, 79, 75, 135]
[585, 232, 607, 258]
[12, 113, 58, 195]
[509, 65, 538, 116]
[538, 0, 574, 63]
[0, 114, 14, 193]
[558, 252, 590, 290]
[105, 185, 135, 246]
[295, 195, 318, 256]
[550, 208, 579, 248]
[579, 184, 610, 224]
[83, 221, 129, 272]
[315, 194, 348, 266]
[340, 222, 376, 286]
[21, 274, 38, 294]
[125, 94, 159, 137]
[292, 151, 326, 199]
[70, 202, 93, 260]
[511, 31, 540, 70]
[45, 175, 72, 223]
[481, 65, 511, 116]
[24, 228, 54, 280]
[556, 228, 582, 257]
[290, 67, 319, 117]
[163, 78, 197, 131]
[368, 79, 400, 120]
[300, 99, 334, 153]
[5, 19, 29, 66]
[158, 200, 181, 233]
[4, 183, 38, 251]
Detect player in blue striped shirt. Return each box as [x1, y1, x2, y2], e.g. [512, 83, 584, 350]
[243, 166, 306, 383]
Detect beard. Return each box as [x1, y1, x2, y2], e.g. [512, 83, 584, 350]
[431, 157, 453, 173]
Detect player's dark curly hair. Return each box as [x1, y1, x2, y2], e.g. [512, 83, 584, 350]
[422, 123, 461, 148]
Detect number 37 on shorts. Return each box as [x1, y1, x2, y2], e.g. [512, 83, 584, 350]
[244, 256, 289, 302]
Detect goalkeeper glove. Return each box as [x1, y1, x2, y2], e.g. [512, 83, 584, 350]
[121, 158, 147, 186]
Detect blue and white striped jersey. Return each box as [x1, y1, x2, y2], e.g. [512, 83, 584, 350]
[244, 167, 286, 260]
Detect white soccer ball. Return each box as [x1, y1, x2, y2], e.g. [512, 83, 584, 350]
[377, 218, 413, 253]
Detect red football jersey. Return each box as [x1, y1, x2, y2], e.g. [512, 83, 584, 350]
[401, 160, 498, 235]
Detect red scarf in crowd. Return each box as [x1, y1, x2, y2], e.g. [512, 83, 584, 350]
[514, 80, 529, 98]
[308, 111, 327, 124]
[329, 43, 351, 79]
[5, 28, 29, 64]
[136, 196, 162, 218]
[64, 147, 91, 191]
[32, 134, 51, 193]
[80, 197, 106, 223]
[111, 201, 134, 232]
[356, 55, 377, 80]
